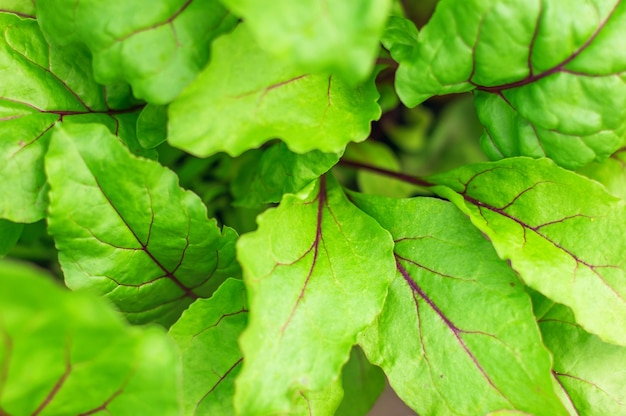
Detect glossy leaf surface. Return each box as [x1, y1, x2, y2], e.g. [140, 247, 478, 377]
[235, 176, 395, 415]
[352, 194, 566, 415]
[36, 0, 237, 104]
[46, 123, 240, 326]
[430, 157, 626, 346]
[220, 0, 392, 82]
[0, 259, 182, 415]
[168, 24, 381, 157]
[395, 0, 626, 169]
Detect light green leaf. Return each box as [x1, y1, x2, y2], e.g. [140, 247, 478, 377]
[0, 0, 35, 17]
[0, 220, 22, 257]
[235, 175, 395, 415]
[335, 347, 386, 416]
[231, 142, 340, 208]
[579, 145, 626, 200]
[351, 193, 566, 415]
[36, 0, 237, 104]
[0, 13, 152, 223]
[220, 0, 392, 83]
[395, 0, 626, 169]
[381, 15, 419, 63]
[46, 123, 240, 326]
[168, 24, 381, 157]
[532, 293, 626, 415]
[429, 157, 626, 346]
[169, 278, 247, 415]
[0, 259, 182, 414]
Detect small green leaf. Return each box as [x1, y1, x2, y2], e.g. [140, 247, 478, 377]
[0, 259, 182, 414]
[46, 123, 240, 326]
[235, 175, 395, 415]
[137, 104, 168, 149]
[0, 219, 22, 257]
[231, 142, 340, 208]
[395, 0, 626, 169]
[579, 145, 626, 201]
[0, 1, 35, 17]
[335, 347, 386, 416]
[169, 278, 247, 415]
[168, 24, 381, 157]
[430, 157, 626, 346]
[351, 194, 566, 415]
[381, 15, 419, 63]
[36, 0, 237, 104]
[220, 0, 392, 83]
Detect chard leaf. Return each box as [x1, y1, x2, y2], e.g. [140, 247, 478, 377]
[0, 1, 34, 17]
[381, 15, 419, 63]
[36, 0, 237, 104]
[430, 157, 626, 346]
[219, 0, 392, 83]
[579, 145, 626, 200]
[168, 24, 381, 157]
[335, 347, 386, 416]
[0, 13, 152, 223]
[169, 278, 247, 415]
[231, 142, 340, 208]
[531, 292, 626, 415]
[0, 259, 182, 414]
[351, 194, 566, 415]
[46, 123, 240, 326]
[0, 220, 22, 256]
[395, 0, 626, 169]
[235, 176, 395, 415]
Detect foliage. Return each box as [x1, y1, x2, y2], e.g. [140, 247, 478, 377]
[1, 1, 625, 415]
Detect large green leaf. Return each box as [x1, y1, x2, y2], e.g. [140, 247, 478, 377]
[395, 0, 626, 169]
[351, 194, 566, 415]
[0, 0, 34, 16]
[168, 24, 381, 157]
[0, 259, 182, 414]
[0, 12, 152, 223]
[36, 0, 237, 104]
[220, 0, 392, 83]
[46, 123, 240, 326]
[235, 175, 395, 415]
[430, 157, 626, 346]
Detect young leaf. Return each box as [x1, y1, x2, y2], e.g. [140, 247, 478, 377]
[430, 157, 626, 346]
[137, 104, 168, 149]
[46, 123, 240, 326]
[381, 15, 419, 63]
[0, 219, 22, 256]
[395, 0, 626, 169]
[0, 259, 182, 414]
[235, 175, 395, 415]
[169, 278, 247, 415]
[0, 13, 151, 223]
[220, 0, 392, 83]
[231, 142, 340, 208]
[36, 0, 237, 104]
[168, 24, 381, 157]
[351, 194, 566, 415]
[578, 145, 626, 200]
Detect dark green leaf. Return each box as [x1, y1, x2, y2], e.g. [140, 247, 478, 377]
[335, 347, 386, 416]
[0, 259, 182, 414]
[430, 157, 626, 346]
[351, 193, 566, 415]
[137, 104, 168, 149]
[168, 24, 381, 157]
[46, 123, 240, 326]
[235, 175, 395, 415]
[0, 219, 22, 256]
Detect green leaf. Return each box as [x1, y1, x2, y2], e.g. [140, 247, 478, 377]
[36, 0, 237, 104]
[0, 220, 22, 257]
[578, 145, 626, 201]
[231, 142, 340, 208]
[45, 123, 240, 326]
[235, 175, 395, 415]
[351, 193, 566, 415]
[0, 259, 182, 414]
[0, 13, 152, 223]
[335, 347, 386, 416]
[531, 293, 626, 415]
[429, 157, 626, 346]
[168, 24, 381, 157]
[137, 104, 168, 149]
[395, 0, 626, 169]
[220, 0, 392, 83]
[169, 278, 247, 415]
[0, 1, 35, 17]
[381, 15, 419, 63]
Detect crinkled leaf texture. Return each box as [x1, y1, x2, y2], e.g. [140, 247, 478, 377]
[46, 123, 240, 327]
[220, 0, 392, 83]
[36, 0, 237, 104]
[0, 259, 182, 415]
[430, 157, 626, 346]
[530, 291, 626, 415]
[0, 12, 153, 223]
[168, 23, 381, 157]
[396, 0, 626, 169]
[351, 194, 567, 415]
[235, 175, 395, 415]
